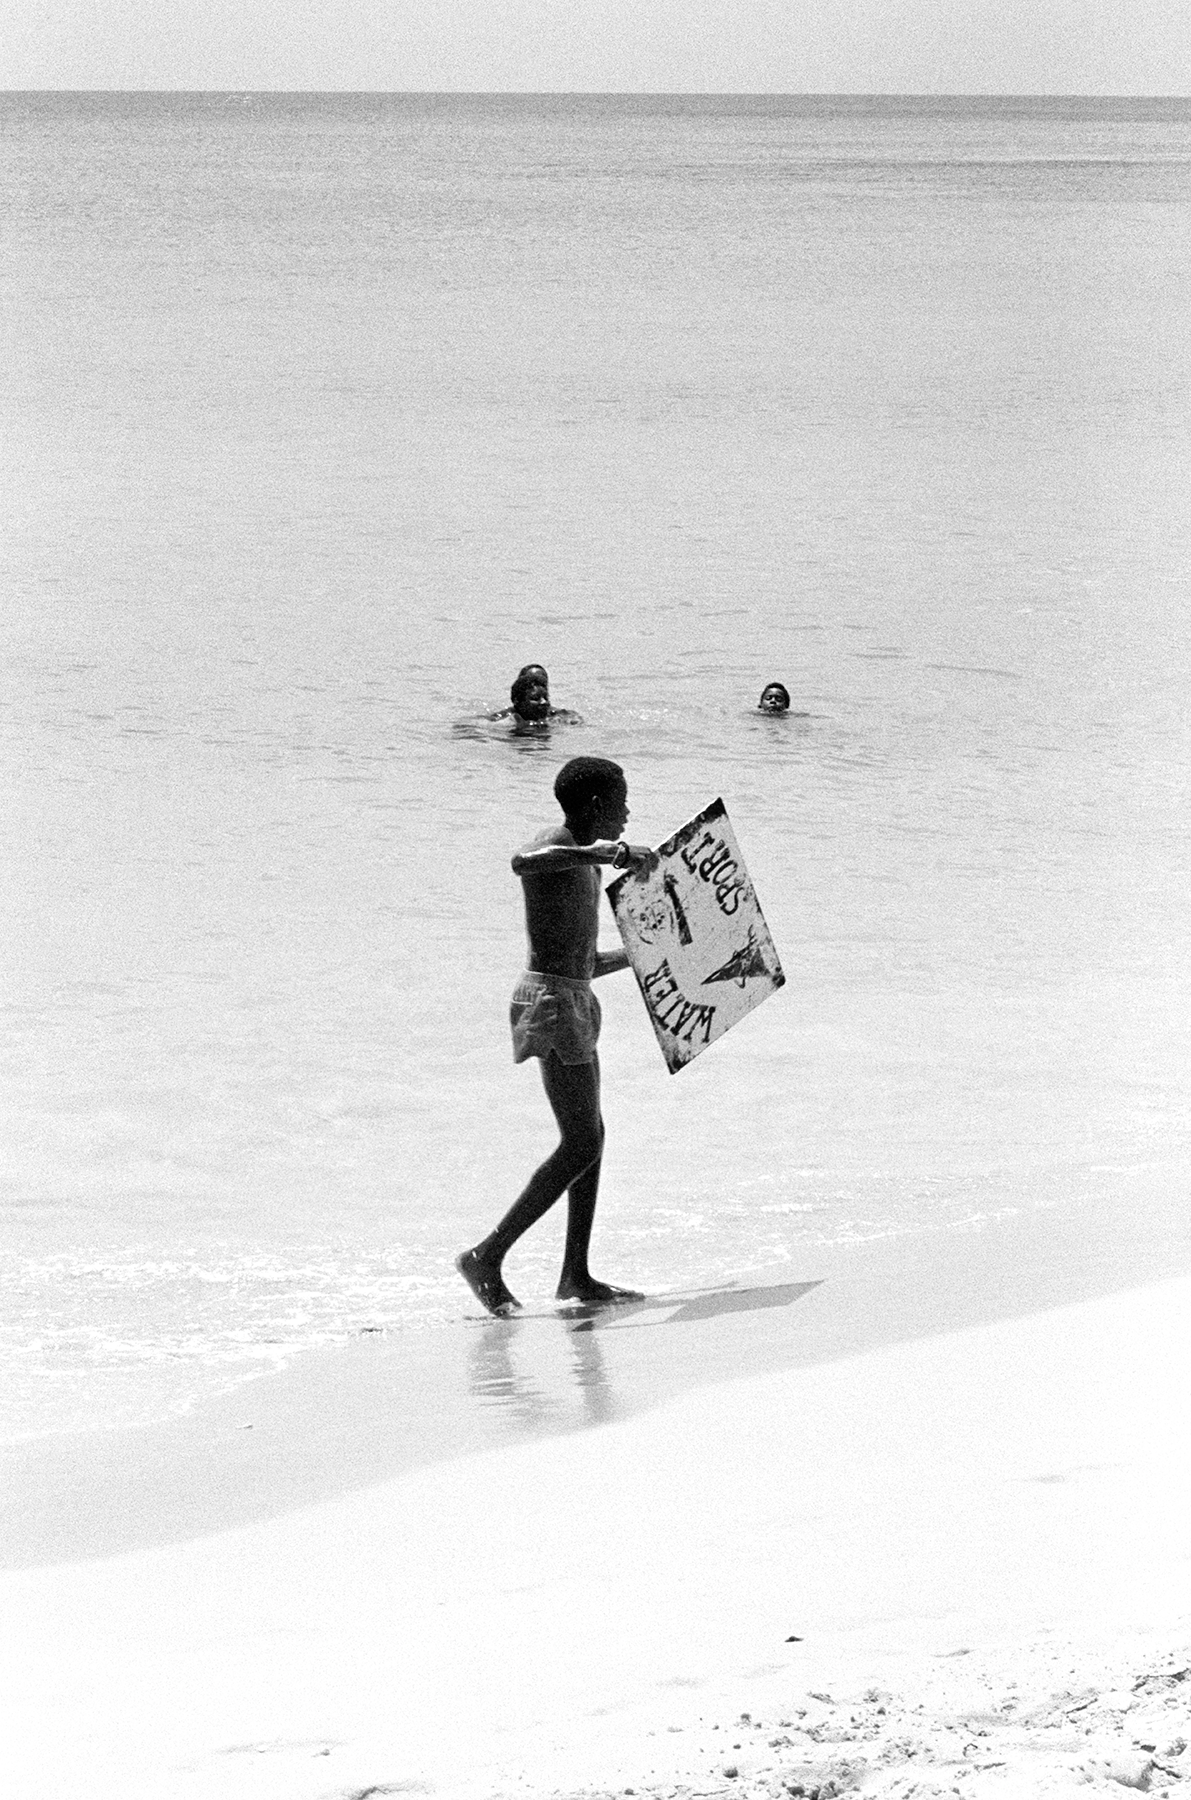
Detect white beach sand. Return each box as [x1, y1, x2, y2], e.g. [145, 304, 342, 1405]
[2, 1274, 1189, 1800]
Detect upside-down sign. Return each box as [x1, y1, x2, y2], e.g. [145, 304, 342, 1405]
[606, 798, 785, 1073]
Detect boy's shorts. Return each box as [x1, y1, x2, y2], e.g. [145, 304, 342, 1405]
[510, 971, 601, 1065]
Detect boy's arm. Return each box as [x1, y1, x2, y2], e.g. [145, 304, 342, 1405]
[510, 839, 651, 876]
[592, 946, 630, 978]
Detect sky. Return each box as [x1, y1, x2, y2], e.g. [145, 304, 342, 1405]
[2, 0, 1190, 92]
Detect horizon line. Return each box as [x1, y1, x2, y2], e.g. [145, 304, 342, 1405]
[3, 88, 1191, 100]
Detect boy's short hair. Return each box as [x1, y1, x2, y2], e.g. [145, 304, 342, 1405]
[554, 756, 625, 817]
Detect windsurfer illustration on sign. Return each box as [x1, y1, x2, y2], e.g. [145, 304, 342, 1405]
[456, 757, 651, 1317]
[703, 924, 772, 987]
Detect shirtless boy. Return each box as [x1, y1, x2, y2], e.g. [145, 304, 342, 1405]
[456, 756, 651, 1316]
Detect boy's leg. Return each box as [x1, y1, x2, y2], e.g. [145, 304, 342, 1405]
[555, 1149, 643, 1305]
[554, 1055, 643, 1306]
[457, 1054, 604, 1314]
[556, 1156, 602, 1297]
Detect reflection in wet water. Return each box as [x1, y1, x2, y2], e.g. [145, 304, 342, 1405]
[467, 1316, 616, 1431]
[465, 1283, 820, 1434]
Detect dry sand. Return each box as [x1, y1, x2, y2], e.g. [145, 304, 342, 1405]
[2, 1274, 1188, 1800]
[453, 1628, 1191, 1799]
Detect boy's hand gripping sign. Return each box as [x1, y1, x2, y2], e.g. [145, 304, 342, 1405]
[606, 798, 785, 1073]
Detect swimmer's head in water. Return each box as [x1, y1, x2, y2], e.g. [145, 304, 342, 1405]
[554, 756, 628, 838]
[759, 682, 791, 714]
[510, 667, 551, 721]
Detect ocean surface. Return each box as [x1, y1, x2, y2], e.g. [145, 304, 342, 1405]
[3, 93, 1190, 1445]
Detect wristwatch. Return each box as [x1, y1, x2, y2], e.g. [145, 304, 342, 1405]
[611, 841, 629, 869]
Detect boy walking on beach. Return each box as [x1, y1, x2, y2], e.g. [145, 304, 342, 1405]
[456, 756, 651, 1317]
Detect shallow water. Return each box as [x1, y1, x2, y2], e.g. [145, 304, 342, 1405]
[3, 94, 1190, 1441]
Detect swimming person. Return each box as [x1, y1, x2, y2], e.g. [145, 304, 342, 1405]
[489, 664, 582, 728]
[456, 756, 652, 1316]
[758, 682, 791, 714]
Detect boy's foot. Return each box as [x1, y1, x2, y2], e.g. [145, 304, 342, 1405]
[555, 1277, 644, 1307]
[456, 1248, 521, 1318]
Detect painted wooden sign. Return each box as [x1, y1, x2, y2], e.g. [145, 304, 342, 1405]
[606, 798, 785, 1074]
